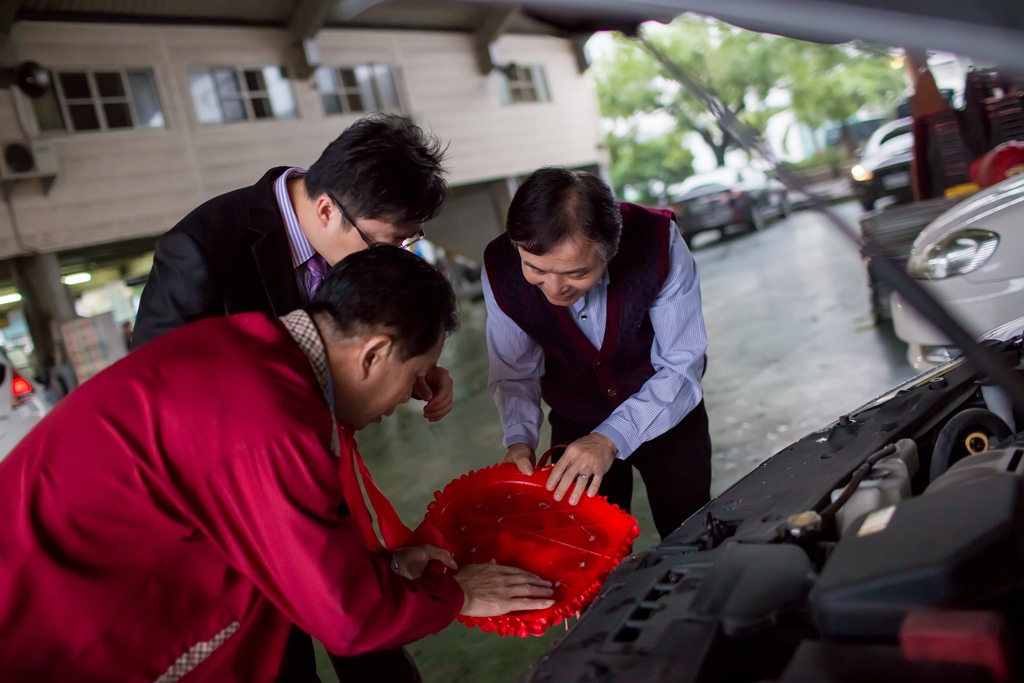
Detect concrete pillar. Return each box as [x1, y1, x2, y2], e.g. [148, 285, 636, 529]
[12, 252, 76, 374]
[489, 176, 518, 232]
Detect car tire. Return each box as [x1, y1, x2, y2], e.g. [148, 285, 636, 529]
[869, 279, 893, 324]
[859, 193, 876, 211]
[779, 194, 792, 218]
[747, 208, 766, 233]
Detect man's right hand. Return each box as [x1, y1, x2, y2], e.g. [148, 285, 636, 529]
[503, 443, 536, 475]
[453, 561, 555, 617]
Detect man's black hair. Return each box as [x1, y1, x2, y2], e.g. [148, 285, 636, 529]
[304, 113, 448, 226]
[307, 246, 458, 359]
[506, 167, 622, 260]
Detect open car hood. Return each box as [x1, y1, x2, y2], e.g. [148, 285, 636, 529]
[472, 0, 1024, 69]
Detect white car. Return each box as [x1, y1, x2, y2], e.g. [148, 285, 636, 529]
[0, 350, 49, 461]
[892, 173, 1024, 369]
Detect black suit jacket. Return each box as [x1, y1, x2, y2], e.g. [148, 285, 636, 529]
[132, 167, 302, 349]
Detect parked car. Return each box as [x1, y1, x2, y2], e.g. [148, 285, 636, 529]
[824, 116, 887, 150]
[668, 167, 790, 245]
[850, 117, 914, 211]
[0, 348, 49, 462]
[892, 172, 1024, 369]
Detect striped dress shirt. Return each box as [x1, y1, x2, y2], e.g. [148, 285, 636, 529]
[272, 167, 321, 302]
[483, 224, 708, 460]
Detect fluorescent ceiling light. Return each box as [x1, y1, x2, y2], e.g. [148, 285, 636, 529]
[0, 293, 22, 305]
[62, 273, 92, 285]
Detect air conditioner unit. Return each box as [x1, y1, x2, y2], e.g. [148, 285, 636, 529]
[0, 140, 58, 200]
[0, 140, 59, 181]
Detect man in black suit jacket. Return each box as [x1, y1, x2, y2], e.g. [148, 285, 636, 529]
[132, 113, 451, 682]
[134, 113, 453, 418]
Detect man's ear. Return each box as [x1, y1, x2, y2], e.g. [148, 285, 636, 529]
[315, 194, 335, 229]
[357, 335, 394, 380]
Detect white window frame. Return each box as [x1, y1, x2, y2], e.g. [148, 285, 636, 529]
[188, 66, 297, 125]
[499, 64, 551, 105]
[21, 66, 166, 136]
[315, 64, 404, 116]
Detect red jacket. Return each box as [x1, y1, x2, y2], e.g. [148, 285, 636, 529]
[0, 313, 463, 682]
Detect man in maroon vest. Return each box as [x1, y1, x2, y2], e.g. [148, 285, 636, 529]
[483, 168, 712, 539]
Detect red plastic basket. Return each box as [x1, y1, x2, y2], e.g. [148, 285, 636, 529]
[422, 455, 639, 636]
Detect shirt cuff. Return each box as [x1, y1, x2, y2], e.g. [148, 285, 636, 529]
[593, 423, 634, 460]
[503, 430, 538, 452]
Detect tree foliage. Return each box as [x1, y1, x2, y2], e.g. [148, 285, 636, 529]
[607, 127, 694, 205]
[779, 42, 906, 152]
[589, 16, 908, 195]
[591, 17, 782, 170]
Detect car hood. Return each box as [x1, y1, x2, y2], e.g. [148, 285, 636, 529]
[860, 134, 914, 172]
[980, 313, 1024, 342]
[915, 173, 1024, 245]
[508, 0, 1024, 70]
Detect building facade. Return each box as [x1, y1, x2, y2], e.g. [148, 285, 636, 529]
[2, 20, 606, 258]
[0, 9, 607, 377]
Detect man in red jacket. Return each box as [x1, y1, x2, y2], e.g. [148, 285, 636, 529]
[0, 247, 553, 683]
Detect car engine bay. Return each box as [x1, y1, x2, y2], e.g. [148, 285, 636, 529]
[525, 328, 1024, 683]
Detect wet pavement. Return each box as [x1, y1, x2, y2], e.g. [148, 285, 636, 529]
[694, 200, 916, 499]
[345, 199, 918, 683]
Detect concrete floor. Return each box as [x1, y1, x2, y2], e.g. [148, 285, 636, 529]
[341, 199, 919, 683]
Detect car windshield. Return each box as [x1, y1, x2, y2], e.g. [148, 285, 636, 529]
[670, 169, 738, 197]
[862, 119, 913, 157]
[873, 132, 914, 157]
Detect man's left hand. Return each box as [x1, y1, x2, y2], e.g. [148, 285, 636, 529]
[392, 544, 458, 579]
[546, 433, 617, 505]
[414, 366, 453, 422]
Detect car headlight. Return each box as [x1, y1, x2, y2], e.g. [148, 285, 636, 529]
[906, 229, 1000, 280]
[851, 164, 873, 182]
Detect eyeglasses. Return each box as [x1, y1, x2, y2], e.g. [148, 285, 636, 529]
[325, 190, 426, 250]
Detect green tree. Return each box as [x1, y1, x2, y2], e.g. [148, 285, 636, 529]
[589, 18, 907, 200]
[607, 126, 695, 204]
[779, 42, 907, 154]
[591, 17, 783, 168]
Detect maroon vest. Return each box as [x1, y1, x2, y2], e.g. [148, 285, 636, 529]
[484, 202, 673, 430]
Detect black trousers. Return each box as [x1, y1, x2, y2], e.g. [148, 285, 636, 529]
[549, 400, 712, 540]
[275, 628, 422, 683]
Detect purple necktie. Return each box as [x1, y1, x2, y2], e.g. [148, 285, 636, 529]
[307, 254, 329, 299]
